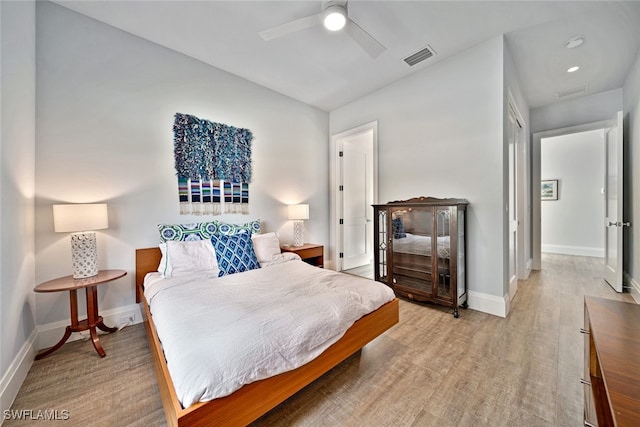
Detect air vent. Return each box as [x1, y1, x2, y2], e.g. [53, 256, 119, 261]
[404, 45, 436, 66]
[555, 85, 588, 100]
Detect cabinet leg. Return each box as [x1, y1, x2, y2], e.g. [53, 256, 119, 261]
[453, 308, 459, 318]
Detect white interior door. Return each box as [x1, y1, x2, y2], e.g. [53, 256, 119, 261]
[604, 111, 624, 292]
[340, 131, 374, 270]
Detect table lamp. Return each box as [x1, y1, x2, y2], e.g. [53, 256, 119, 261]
[53, 204, 108, 278]
[288, 204, 309, 247]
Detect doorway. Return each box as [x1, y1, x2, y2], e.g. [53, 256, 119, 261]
[532, 114, 624, 293]
[540, 129, 605, 257]
[330, 121, 378, 273]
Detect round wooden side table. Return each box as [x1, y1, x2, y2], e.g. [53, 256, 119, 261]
[34, 269, 127, 359]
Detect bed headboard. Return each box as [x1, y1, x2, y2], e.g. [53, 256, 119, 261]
[135, 247, 162, 303]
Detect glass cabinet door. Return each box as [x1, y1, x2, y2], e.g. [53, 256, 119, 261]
[375, 208, 388, 283]
[390, 207, 433, 297]
[435, 207, 453, 302]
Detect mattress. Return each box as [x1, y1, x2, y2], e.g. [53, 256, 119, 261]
[144, 259, 395, 408]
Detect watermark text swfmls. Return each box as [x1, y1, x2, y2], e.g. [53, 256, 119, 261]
[3, 409, 70, 421]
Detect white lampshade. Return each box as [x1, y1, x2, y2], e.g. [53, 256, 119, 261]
[53, 204, 108, 279]
[53, 204, 108, 232]
[288, 204, 309, 220]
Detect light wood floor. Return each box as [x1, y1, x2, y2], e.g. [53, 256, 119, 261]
[6, 254, 634, 426]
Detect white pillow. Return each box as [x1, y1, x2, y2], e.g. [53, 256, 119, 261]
[158, 240, 219, 278]
[251, 232, 282, 265]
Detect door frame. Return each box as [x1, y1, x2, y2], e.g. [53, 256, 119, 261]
[532, 119, 611, 270]
[330, 121, 379, 271]
[604, 111, 624, 292]
[507, 99, 524, 299]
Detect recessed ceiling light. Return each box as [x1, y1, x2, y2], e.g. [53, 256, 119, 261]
[565, 36, 585, 49]
[567, 66, 580, 73]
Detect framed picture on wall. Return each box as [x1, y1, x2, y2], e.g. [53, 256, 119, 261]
[541, 179, 558, 201]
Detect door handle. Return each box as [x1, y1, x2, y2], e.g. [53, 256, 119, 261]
[608, 221, 632, 227]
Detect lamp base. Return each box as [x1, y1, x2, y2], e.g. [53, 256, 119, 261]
[71, 232, 99, 278]
[292, 220, 304, 247]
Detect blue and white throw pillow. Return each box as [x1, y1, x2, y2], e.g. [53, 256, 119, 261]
[157, 221, 219, 242]
[211, 233, 260, 276]
[158, 219, 261, 242]
[392, 217, 407, 239]
[216, 219, 261, 236]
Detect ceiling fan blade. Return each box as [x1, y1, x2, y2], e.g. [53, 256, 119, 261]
[344, 18, 386, 58]
[258, 13, 322, 41]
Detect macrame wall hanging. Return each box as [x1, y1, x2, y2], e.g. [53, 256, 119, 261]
[173, 113, 253, 215]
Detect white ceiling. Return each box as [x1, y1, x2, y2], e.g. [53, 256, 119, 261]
[53, 0, 640, 112]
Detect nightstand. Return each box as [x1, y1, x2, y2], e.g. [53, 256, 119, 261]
[280, 243, 324, 267]
[34, 269, 127, 359]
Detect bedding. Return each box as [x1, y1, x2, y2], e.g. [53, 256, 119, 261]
[251, 232, 281, 264]
[252, 231, 303, 267]
[210, 232, 260, 276]
[157, 219, 261, 242]
[158, 239, 219, 278]
[393, 233, 451, 258]
[144, 258, 395, 408]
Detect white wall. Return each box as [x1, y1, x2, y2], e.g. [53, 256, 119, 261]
[541, 130, 605, 257]
[35, 3, 329, 330]
[623, 48, 640, 300]
[330, 36, 507, 315]
[530, 88, 623, 134]
[0, 0, 37, 416]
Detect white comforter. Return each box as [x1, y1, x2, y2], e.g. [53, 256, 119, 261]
[144, 259, 395, 408]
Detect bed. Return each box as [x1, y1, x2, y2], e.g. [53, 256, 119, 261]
[135, 244, 399, 426]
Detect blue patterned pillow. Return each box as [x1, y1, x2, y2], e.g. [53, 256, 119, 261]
[158, 221, 218, 242]
[217, 219, 261, 236]
[158, 219, 261, 242]
[392, 218, 407, 239]
[211, 233, 260, 276]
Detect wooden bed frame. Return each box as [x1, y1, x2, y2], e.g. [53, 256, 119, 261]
[135, 247, 399, 427]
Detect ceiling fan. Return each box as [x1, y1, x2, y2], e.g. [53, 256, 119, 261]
[258, 1, 386, 59]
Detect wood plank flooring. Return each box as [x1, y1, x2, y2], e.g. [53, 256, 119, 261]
[5, 254, 634, 426]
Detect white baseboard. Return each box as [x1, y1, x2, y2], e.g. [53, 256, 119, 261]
[524, 258, 533, 277]
[467, 291, 507, 318]
[0, 328, 37, 426]
[624, 272, 640, 303]
[37, 304, 142, 350]
[509, 280, 518, 309]
[542, 244, 604, 258]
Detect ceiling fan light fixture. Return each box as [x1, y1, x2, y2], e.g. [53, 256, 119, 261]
[323, 5, 346, 31]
